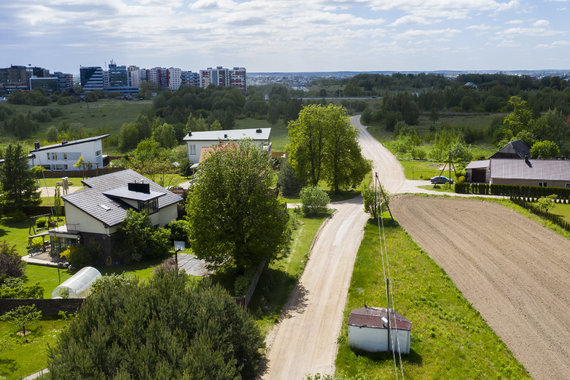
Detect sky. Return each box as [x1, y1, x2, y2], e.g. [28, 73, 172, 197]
[0, 0, 569, 74]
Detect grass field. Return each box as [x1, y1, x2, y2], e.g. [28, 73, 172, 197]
[249, 211, 329, 336]
[335, 216, 528, 379]
[0, 318, 69, 380]
[400, 161, 442, 180]
[551, 203, 570, 224]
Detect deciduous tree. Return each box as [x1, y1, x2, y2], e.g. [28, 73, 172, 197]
[186, 140, 289, 271]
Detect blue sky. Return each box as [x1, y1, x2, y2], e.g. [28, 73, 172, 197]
[0, 0, 568, 74]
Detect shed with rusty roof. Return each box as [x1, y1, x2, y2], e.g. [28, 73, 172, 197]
[348, 307, 411, 354]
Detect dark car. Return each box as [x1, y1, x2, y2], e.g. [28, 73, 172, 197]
[430, 176, 454, 185]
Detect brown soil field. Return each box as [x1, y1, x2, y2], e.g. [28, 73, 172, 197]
[391, 195, 570, 380]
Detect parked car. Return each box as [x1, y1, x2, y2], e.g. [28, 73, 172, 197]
[430, 176, 454, 185]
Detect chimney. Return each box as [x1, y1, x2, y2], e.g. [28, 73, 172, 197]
[128, 182, 150, 194]
[224, 134, 228, 138]
[188, 130, 192, 136]
[256, 128, 262, 133]
[524, 155, 532, 168]
[62, 140, 68, 145]
[34, 141, 40, 150]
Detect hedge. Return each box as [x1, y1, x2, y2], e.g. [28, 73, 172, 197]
[510, 196, 570, 232]
[455, 183, 570, 203]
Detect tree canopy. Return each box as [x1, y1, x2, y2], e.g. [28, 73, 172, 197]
[0, 144, 40, 211]
[48, 270, 264, 379]
[186, 140, 289, 271]
[287, 104, 370, 192]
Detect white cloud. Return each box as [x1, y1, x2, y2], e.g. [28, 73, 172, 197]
[536, 40, 570, 48]
[506, 19, 524, 24]
[533, 19, 549, 27]
[467, 24, 491, 30]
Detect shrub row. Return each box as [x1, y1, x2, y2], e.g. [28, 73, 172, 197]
[510, 196, 570, 232]
[455, 183, 570, 203]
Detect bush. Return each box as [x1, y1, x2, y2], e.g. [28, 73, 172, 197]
[166, 220, 191, 245]
[35, 217, 47, 228]
[0, 278, 43, 298]
[48, 270, 264, 379]
[0, 242, 23, 284]
[30, 237, 43, 250]
[300, 187, 330, 216]
[68, 243, 100, 269]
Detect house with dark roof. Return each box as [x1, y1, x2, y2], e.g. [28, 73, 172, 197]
[348, 307, 411, 354]
[29, 134, 109, 171]
[489, 139, 530, 159]
[49, 169, 182, 258]
[466, 158, 570, 187]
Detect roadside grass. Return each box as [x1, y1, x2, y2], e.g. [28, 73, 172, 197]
[249, 210, 330, 336]
[280, 182, 361, 204]
[418, 184, 455, 192]
[400, 161, 442, 180]
[0, 317, 69, 380]
[235, 118, 289, 152]
[335, 216, 529, 379]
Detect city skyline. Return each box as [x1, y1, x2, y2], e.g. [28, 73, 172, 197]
[1, 0, 569, 74]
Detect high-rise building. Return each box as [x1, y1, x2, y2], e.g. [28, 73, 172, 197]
[30, 77, 58, 92]
[80, 66, 104, 92]
[0, 65, 33, 93]
[167, 67, 182, 90]
[53, 72, 74, 92]
[107, 61, 130, 87]
[149, 67, 169, 88]
[181, 71, 200, 87]
[199, 66, 246, 91]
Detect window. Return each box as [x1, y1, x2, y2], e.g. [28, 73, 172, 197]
[566, 184, 570, 189]
[63, 152, 67, 160]
[189, 144, 196, 155]
[138, 198, 159, 214]
[538, 182, 547, 187]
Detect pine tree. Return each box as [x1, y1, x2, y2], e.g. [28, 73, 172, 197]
[0, 144, 40, 211]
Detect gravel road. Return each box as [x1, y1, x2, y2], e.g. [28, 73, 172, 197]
[391, 195, 570, 380]
[262, 197, 369, 379]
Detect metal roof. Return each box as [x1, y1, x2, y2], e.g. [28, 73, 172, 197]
[103, 186, 166, 202]
[63, 188, 127, 227]
[348, 307, 412, 331]
[490, 159, 570, 181]
[30, 134, 110, 153]
[82, 169, 182, 209]
[183, 128, 271, 142]
[466, 160, 490, 170]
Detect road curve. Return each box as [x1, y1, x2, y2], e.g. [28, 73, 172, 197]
[262, 197, 369, 379]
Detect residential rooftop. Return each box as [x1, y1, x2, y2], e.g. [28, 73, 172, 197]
[30, 134, 110, 153]
[183, 128, 271, 142]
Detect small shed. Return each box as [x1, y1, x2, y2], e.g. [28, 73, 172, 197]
[348, 306, 412, 354]
[51, 266, 102, 299]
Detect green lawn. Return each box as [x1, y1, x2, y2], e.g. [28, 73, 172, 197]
[25, 265, 72, 298]
[550, 203, 570, 224]
[400, 161, 442, 180]
[335, 216, 528, 379]
[0, 317, 70, 380]
[249, 211, 330, 336]
[0, 218, 34, 254]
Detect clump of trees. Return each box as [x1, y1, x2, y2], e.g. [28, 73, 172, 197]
[48, 269, 265, 379]
[287, 104, 370, 192]
[186, 140, 289, 272]
[300, 187, 330, 216]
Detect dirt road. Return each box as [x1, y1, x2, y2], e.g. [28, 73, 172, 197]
[262, 197, 369, 379]
[391, 195, 570, 379]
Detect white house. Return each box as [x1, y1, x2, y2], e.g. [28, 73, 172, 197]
[348, 307, 412, 354]
[29, 134, 109, 171]
[183, 128, 271, 164]
[49, 169, 182, 259]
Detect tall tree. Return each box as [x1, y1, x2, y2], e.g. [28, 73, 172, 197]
[287, 104, 370, 192]
[186, 140, 289, 271]
[0, 144, 40, 211]
[503, 96, 533, 136]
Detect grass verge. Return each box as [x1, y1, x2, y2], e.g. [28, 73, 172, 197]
[249, 210, 330, 336]
[335, 216, 529, 379]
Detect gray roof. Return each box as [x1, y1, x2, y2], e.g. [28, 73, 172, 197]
[63, 169, 183, 227]
[63, 188, 127, 227]
[466, 160, 490, 170]
[103, 186, 166, 202]
[491, 159, 570, 181]
[348, 307, 412, 331]
[82, 169, 181, 209]
[183, 128, 271, 142]
[30, 134, 110, 153]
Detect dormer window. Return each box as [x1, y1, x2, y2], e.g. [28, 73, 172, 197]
[138, 198, 159, 214]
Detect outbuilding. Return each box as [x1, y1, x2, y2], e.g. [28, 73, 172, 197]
[51, 266, 101, 299]
[348, 306, 412, 354]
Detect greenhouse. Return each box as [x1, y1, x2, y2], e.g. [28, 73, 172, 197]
[51, 266, 102, 299]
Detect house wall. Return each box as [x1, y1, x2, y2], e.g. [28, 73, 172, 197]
[348, 325, 410, 354]
[30, 139, 105, 170]
[150, 204, 178, 227]
[490, 178, 570, 188]
[186, 140, 267, 164]
[64, 202, 110, 235]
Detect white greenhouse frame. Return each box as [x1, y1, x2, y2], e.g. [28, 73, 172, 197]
[51, 266, 102, 299]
